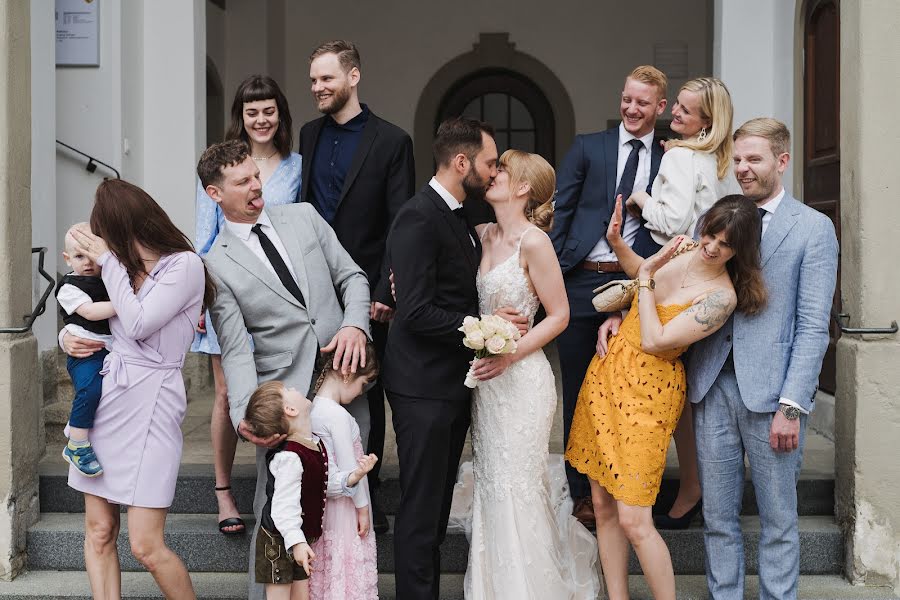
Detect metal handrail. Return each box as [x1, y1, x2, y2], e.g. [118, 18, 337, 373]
[0, 248, 56, 334]
[833, 311, 898, 335]
[56, 140, 121, 179]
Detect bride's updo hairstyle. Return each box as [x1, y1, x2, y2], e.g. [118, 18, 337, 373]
[499, 149, 556, 233]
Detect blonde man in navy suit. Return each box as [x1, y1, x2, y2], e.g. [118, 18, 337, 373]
[686, 119, 838, 599]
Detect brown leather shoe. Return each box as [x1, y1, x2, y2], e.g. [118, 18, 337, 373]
[572, 497, 596, 529]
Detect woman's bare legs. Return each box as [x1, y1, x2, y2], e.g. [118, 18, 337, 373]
[590, 478, 631, 600]
[127, 506, 196, 599]
[669, 404, 702, 518]
[210, 355, 242, 532]
[617, 502, 676, 600]
[83, 494, 122, 600]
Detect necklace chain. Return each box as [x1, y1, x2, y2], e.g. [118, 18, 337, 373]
[252, 149, 278, 161]
[680, 250, 725, 288]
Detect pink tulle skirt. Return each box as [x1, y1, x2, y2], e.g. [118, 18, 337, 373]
[309, 438, 378, 599]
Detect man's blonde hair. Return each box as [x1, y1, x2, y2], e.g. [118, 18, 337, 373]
[626, 65, 668, 101]
[733, 118, 791, 157]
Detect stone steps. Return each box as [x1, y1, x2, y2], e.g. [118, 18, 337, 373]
[38, 462, 836, 517]
[3, 572, 896, 600]
[27, 512, 843, 576]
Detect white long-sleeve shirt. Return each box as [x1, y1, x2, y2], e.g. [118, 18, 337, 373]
[268, 436, 324, 552]
[311, 395, 371, 510]
[642, 146, 726, 245]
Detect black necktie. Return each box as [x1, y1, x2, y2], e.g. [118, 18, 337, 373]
[758, 207, 767, 240]
[251, 223, 306, 307]
[615, 139, 644, 201]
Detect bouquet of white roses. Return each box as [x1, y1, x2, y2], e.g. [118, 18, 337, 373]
[458, 314, 521, 388]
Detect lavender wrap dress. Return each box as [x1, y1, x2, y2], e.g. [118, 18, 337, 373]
[67, 250, 205, 508]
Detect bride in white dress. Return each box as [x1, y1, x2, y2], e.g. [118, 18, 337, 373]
[464, 150, 601, 599]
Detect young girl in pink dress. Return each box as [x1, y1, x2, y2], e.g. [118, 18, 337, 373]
[310, 342, 380, 600]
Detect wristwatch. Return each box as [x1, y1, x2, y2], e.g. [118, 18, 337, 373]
[638, 279, 655, 291]
[779, 404, 801, 420]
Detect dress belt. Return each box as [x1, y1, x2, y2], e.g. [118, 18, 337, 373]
[101, 352, 186, 387]
[580, 260, 623, 273]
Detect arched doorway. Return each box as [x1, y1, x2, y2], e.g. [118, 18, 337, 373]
[439, 69, 556, 162]
[438, 69, 556, 224]
[414, 33, 575, 188]
[803, 0, 840, 393]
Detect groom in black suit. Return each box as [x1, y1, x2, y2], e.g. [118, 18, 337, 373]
[383, 117, 497, 600]
[298, 40, 415, 532]
[551, 65, 668, 525]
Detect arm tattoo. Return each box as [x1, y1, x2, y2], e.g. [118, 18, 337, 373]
[686, 289, 735, 332]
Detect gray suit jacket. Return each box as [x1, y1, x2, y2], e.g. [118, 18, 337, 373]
[686, 194, 838, 413]
[205, 203, 371, 429]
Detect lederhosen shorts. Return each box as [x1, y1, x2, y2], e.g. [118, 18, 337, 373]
[254, 525, 317, 584]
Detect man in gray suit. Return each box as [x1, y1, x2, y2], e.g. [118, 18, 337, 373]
[686, 118, 838, 599]
[197, 139, 370, 599]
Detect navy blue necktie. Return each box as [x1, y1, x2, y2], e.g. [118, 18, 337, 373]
[758, 207, 767, 240]
[615, 139, 645, 201]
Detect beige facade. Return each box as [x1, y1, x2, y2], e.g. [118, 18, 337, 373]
[0, 0, 897, 592]
[0, 1, 41, 580]
[836, 1, 900, 591]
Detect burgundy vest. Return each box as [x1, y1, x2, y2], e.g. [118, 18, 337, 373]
[260, 439, 328, 541]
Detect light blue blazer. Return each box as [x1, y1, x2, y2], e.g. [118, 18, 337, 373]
[686, 194, 839, 413]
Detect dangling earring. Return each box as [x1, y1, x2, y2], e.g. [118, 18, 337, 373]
[697, 127, 708, 143]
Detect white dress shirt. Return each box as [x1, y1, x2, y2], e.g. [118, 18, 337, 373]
[756, 187, 806, 414]
[430, 176, 475, 246]
[56, 282, 114, 347]
[224, 210, 300, 283]
[586, 124, 655, 262]
[758, 187, 785, 237]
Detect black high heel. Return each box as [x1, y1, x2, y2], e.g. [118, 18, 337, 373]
[654, 499, 702, 530]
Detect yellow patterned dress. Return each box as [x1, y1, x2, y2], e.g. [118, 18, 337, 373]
[565, 297, 692, 507]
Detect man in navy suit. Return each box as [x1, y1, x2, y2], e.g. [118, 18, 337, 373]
[551, 66, 668, 524]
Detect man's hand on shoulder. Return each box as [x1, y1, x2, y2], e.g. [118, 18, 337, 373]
[322, 326, 368, 374]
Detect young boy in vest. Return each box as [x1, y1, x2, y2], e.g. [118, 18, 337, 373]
[57, 222, 115, 477]
[245, 380, 375, 600]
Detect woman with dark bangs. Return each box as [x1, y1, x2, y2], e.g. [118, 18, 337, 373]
[565, 195, 766, 600]
[192, 74, 301, 535]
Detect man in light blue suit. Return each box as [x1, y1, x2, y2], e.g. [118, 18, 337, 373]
[686, 118, 838, 600]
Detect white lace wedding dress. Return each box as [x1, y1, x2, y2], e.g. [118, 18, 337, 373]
[461, 226, 601, 599]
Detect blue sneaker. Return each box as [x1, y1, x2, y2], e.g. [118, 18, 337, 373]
[62, 441, 103, 477]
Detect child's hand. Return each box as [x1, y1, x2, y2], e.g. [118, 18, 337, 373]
[356, 453, 378, 475]
[292, 542, 316, 576]
[357, 506, 370, 537]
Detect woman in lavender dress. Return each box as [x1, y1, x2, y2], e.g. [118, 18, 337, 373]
[192, 74, 301, 534]
[63, 179, 215, 599]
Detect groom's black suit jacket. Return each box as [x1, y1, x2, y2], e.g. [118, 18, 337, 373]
[382, 184, 481, 401]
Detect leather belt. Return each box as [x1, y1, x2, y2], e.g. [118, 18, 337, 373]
[580, 260, 623, 273]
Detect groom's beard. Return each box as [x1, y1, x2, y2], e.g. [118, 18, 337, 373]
[462, 166, 490, 204]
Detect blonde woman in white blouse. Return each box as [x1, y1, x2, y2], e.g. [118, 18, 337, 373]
[607, 76, 734, 531]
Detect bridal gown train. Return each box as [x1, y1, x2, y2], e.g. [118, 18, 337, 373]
[463, 226, 600, 599]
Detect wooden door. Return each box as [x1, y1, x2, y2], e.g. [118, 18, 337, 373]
[804, 0, 841, 393]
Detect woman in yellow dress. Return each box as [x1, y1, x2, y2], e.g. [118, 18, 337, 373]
[565, 195, 767, 600]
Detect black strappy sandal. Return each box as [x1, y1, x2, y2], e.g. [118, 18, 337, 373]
[215, 485, 246, 535]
